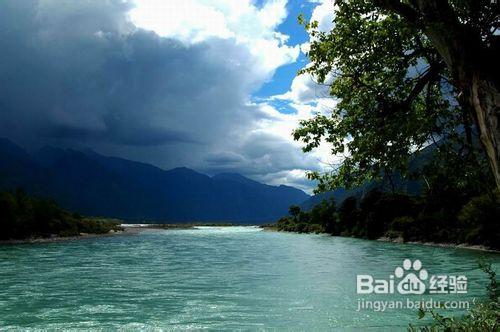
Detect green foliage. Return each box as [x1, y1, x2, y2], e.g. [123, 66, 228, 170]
[293, 0, 490, 193]
[457, 192, 500, 249]
[418, 140, 492, 195]
[478, 261, 499, 303]
[348, 189, 418, 239]
[409, 262, 499, 331]
[276, 199, 338, 234]
[295, 1, 452, 190]
[288, 205, 301, 218]
[275, 187, 499, 249]
[389, 216, 415, 240]
[0, 189, 122, 240]
[337, 196, 359, 236]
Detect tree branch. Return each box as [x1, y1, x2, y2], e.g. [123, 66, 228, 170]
[404, 61, 444, 106]
[373, 0, 420, 24]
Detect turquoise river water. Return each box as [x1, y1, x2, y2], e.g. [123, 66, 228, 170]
[0, 226, 498, 330]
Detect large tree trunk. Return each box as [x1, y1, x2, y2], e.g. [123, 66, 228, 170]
[375, 0, 500, 190]
[469, 74, 500, 189]
[416, 0, 500, 190]
[423, 29, 500, 190]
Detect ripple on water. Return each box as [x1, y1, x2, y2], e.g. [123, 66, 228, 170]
[0, 227, 498, 330]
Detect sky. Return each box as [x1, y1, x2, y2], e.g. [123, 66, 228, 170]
[0, 0, 336, 193]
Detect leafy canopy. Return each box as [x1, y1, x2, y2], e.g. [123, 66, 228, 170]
[294, 0, 488, 193]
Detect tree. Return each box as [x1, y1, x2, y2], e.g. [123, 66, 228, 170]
[310, 198, 339, 233]
[289, 205, 302, 218]
[295, 0, 499, 191]
[338, 196, 359, 234]
[0, 190, 122, 240]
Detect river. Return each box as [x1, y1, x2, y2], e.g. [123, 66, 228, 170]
[0, 226, 498, 330]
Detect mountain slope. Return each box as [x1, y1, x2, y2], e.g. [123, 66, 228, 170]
[300, 145, 433, 210]
[0, 139, 309, 223]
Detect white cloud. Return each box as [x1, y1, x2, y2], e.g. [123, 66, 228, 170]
[251, 99, 340, 175]
[129, 0, 233, 42]
[259, 0, 342, 191]
[272, 0, 336, 104]
[255, 169, 314, 193]
[130, 0, 300, 76]
[310, 0, 335, 33]
[273, 72, 331, 104]
[130, 0, 287, 40]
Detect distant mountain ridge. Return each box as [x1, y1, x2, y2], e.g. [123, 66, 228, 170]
[300, 145, 434, 210]
[0, 138, 309, 223]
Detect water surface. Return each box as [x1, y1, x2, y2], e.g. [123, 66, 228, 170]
[0, 226, 498, 330]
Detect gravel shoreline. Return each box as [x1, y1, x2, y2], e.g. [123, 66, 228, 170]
[0, 228, 139, 245]
[4, 226, 496, 253]
[377, 236, 499, 253]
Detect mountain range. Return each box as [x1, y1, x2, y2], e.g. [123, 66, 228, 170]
[0, 138, 309, 223]
[299, 147, 431, 210]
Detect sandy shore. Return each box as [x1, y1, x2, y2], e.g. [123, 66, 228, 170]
[121, 223, 196, 230]
[0, 224, 202, 245]
[259, 225, 279, 232]
[0, 224, 242, 245]
[377, 236, 499, 253]
[259, 227, 499, 253]
[0, 227, 140, 245]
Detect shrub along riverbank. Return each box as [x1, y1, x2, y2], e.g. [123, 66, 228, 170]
[0, 189, 122, 241]
[411, 261, 499, 331]
[276, 188, 500, 250]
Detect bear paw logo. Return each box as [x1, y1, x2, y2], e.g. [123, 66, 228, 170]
[395, 259, 428, 295]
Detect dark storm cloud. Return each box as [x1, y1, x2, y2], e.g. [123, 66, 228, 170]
[41, 122, 197, 146]
[0, 0, 256, 147]
[205, 152, 245, 165]
[0, 0, 318, 190]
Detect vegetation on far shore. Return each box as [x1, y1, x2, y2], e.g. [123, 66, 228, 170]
[0, 189, 122, 241]
[276, 188, 499, 250]
[0, 189, 243, 241]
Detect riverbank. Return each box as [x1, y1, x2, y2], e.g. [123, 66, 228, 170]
[0, 223, 239, 245]
[259, 224, 279, 231]
[377, 236, 500, 253]
[121, 223, 234, 230]
[262, 225, 500, 253]
[0, 227, 137, 245]
[0, 224, 197, 245]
